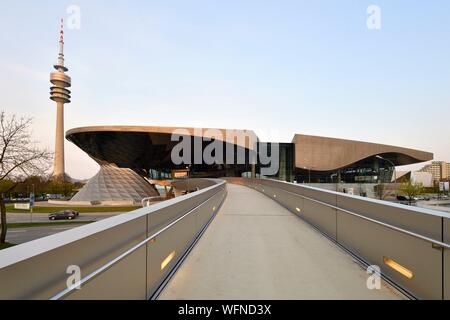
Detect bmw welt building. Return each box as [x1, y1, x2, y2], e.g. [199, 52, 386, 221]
[66, 126, 433, 205]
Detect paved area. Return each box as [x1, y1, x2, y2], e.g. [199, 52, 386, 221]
[159, 184, 404, 300]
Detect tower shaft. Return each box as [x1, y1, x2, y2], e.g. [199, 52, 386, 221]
[53, 102, 65, 177]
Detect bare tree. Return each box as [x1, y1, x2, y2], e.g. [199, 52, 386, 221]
[0, 111, 52, 244]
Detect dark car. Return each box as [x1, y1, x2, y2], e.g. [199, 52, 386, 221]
[49, 210, 79, 221]
[64, 209, 80, 217]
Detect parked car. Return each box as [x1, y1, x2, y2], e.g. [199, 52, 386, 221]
[416, 196, 431, 201]
[49, 210, 79, 221]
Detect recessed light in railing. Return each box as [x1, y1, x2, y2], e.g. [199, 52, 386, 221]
[383, 256, 413, 279]
[273, 194, 277, 198]
[161, 251, 176, 271]
[213, 206, 216, 212]
[296, 207, 301, 213]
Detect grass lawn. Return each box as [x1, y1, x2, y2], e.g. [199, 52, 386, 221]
[6, 221, 94, 229]
[0, 242, 17, 250]
[6, 205, 139, 214]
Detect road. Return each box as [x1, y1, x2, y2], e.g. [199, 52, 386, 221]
[5, 212, 124, 244]
[6, 212, 118, 223]
[6, 225, 89, 244]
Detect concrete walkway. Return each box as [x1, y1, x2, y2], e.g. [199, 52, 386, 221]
[159, 184, 404, 300]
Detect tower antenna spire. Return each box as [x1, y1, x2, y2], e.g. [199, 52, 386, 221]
[60, 18, 64, 43]
[55, 18, 67, 71]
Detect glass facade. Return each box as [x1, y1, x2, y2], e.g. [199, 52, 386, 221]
[260, 143, 295, 182]
[294, 156, 395, 184]
[174, 141, 396, 184]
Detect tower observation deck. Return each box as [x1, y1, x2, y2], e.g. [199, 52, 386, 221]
[50, 19, 71, 180]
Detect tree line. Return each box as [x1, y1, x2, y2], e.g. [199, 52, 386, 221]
[0, 175, 82, 200]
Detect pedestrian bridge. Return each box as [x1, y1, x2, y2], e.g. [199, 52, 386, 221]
[0, 178, 449, 300]
[159, 184, 401, 299]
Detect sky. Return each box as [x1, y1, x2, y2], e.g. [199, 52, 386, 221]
[0, 0, 449, 179]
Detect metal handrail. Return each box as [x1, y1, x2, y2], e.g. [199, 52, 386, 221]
[253, 184, 450, 250]
[50, 188, 224, 300]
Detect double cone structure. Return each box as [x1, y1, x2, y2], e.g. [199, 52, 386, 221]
[70, 165, 159, 205]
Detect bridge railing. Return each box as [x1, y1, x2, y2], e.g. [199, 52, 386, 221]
[238, 178, 450, 300]
[0, 179, 227, 300]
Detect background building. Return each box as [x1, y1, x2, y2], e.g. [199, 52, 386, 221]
[395, 171, 433, 188]
[419, 161, 450, 184]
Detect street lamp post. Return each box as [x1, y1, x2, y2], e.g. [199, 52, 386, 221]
[186, 165, 191, 194]
[303, 167, 311, 184]
[375, 155, 397, 196]
[30, 184, 35, 221]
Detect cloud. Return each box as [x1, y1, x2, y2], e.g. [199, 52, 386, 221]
[0, 61, 47, 82]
